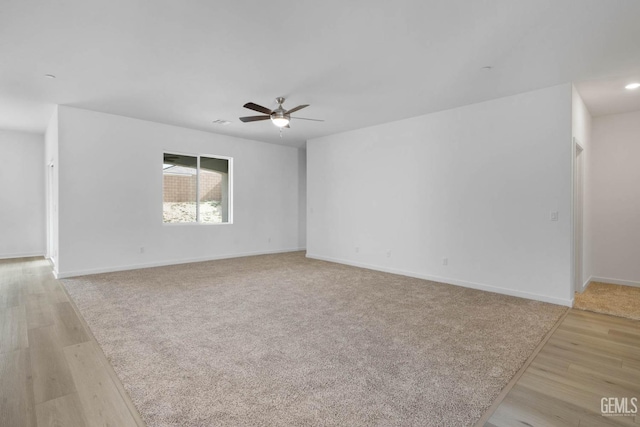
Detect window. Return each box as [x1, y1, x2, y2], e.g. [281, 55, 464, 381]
[163, 153, 232, 224]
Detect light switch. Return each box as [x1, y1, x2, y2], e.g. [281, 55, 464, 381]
[550, 211, 559, 221]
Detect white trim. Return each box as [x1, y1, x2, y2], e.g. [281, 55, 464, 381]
[56, 248, 306, 278]
[579, 275, 593, 293]
[585, 276, 640, 289]
[572, 137, 585, 297]
[0, 252, 46, 260]
[306, 253, 573, 307]
[196, 155, 201, 222]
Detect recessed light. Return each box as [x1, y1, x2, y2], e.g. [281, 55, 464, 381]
[44, 74, 56, 79]
[625, 83, 640, 90]
[212, 119, 231, 125]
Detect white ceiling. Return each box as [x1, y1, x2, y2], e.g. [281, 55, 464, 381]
[575, 75, 640, 117]
[2, 0, 640, 147]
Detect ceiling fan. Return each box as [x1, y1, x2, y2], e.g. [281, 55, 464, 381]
[239, 97, 323, 128]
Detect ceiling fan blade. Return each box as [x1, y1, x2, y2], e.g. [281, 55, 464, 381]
[243, 102, 272, 115]
[285, 104, 309, 114]
[291, 117, 324, 122]
[239, 115, 270, 123]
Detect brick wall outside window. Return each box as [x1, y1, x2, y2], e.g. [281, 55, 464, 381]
[163, 170, 222, 203]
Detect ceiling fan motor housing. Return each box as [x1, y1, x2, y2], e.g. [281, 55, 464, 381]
[271, 110, 290, 121]
[272, 98, 290, 121]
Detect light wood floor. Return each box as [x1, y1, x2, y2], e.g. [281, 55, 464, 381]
[484, 309, 640, 426]
[2, 257, 639, 426]
[0, 257, 144, 427]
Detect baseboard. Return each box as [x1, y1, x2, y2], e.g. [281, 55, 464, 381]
[588, 276, 640, 289]
[56, 248, 306, 279]
[0, 251, 45, 260]
[306, 253, 573, 307]
[580, 276, 593, 293]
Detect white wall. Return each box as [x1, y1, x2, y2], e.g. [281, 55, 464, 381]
[56, 106, 304, 277]
[0, 130, 46, 258]
[590, 110, 640, 287]
[307, 84, 574, 306]
[571, 87, 592, 291]
[298, 148, 307, 249]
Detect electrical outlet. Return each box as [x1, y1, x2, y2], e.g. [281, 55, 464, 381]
[550, 211, 559, 221]
[387, 250, 392, 258]
[355, 247, 360, 253]
[268, 237, 271, 243]
[140, 246, 145, 254]
[442, 257, 448, 266]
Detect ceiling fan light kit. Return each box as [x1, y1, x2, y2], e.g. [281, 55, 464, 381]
[271, 117, 289, 127]
[271, 98, 290, 127]
[239, 97, 323, 131]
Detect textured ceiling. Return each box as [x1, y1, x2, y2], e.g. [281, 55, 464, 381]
[1, 0, 640, 146]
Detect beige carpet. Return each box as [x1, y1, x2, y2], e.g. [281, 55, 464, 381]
[62, 252, 566, 427]
[574, 282, 640, 320]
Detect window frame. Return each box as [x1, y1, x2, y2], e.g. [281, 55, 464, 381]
[162, 151, 233, 226]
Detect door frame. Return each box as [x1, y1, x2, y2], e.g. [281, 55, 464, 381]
[46, 160, 55, 265]
[573, 139, 585, 295]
